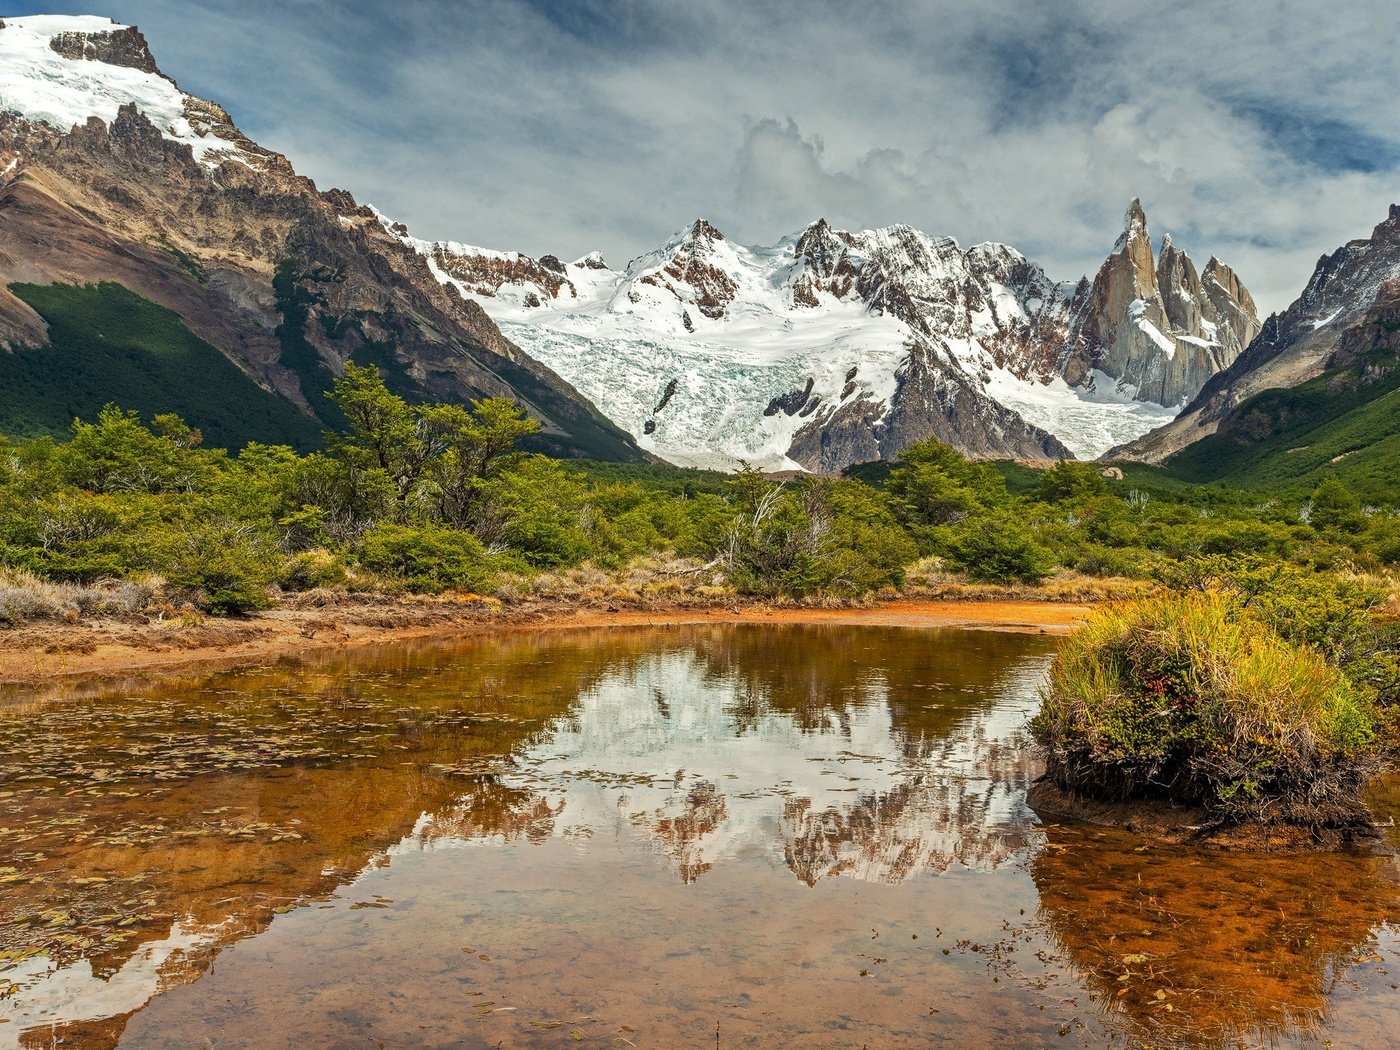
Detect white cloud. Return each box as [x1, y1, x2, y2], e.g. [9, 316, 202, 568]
[11, 0, 1400, 312]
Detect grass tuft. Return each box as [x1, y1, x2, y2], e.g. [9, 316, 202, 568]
[1033, 591, 1378, 827]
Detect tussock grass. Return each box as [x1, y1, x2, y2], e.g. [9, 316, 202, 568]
[496, 556, 734, 605]
[1034, 592, 1379, 827]
[0, 568, 154, 624]
[905, 561, 1150, 602]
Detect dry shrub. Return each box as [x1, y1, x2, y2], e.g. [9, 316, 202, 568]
[0, 568, 155, 624]
[1033, 591, 1379, 827]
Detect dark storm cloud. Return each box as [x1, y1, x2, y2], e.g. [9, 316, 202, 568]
[6, 0, 1399, 310]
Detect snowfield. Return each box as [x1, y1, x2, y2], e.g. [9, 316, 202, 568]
[0, 15, 249, 166]
[390, 216, 1187, 467]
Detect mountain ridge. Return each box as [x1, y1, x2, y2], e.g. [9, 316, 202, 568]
[388, 203, 1259, 470]
[1114, 203, 1400, 465]
[0, 14, 645, 461]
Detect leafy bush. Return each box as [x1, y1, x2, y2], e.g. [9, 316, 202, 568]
[156, 520, 279, 615]
[1033, 592, 1378, 826]
[357, 523, 498, 594]
[720, 475, 915, 598]
[941, 514, 1054, 584]
[277, 548, 348, 592]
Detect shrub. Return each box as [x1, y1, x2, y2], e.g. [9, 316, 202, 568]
[357, 523, 496, 593]
[277, 548, 347, 591]
[720, 477, 915, 598]
[1035, 460, 1109, 504]
[941, 513, 1054, 584]
[156, 520, 279, 615]
[1309, 477, 1365, 534]
[1033, 592, 1378, 826]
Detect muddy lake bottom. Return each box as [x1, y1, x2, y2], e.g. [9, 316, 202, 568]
[0, 623, 1397, 1048]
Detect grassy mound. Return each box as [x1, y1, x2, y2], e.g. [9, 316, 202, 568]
[1032, 592, 1379, 828]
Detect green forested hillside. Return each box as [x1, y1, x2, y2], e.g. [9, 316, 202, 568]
[3, 280, 646, 463]
[1157, 337, 1400, 502]
[4, 282, 324, 451]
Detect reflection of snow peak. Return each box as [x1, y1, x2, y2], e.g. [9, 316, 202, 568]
[0, 922, 211, 1050]
[480, 649, 1049, 885]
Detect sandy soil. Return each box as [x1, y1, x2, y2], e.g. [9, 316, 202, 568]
[0, 594, 1091, 691]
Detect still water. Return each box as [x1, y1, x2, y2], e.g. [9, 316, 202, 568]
[0, 624, 1396, 1048]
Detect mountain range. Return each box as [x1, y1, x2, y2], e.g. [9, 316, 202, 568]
[0, 14, 641, 460]
[388, 199, 1260, 471]
[0, 13, 1396, 484]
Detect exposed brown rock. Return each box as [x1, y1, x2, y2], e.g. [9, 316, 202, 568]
[1068, 200, 1260, 407]
[0, 77, 638, 457]
[48, 25, 158, 73]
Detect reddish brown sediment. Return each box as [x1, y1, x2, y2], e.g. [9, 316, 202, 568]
[0, 595, 1091, 690]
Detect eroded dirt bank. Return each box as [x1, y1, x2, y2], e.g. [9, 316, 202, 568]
[0, 594, 1091, 691]
[1027, 779, 1389, 853]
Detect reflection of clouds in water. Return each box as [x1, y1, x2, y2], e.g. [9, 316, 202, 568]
[470, 648, 1050, 885]
[0, 923, 210, 1050]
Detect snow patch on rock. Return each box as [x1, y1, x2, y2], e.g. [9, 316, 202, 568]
[0, 15, 247, 166]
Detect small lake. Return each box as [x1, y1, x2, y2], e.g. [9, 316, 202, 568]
[1, 624, 1397, 1048]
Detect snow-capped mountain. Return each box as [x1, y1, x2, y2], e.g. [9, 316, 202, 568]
[1116, 203, 1400, 462]
[388, 204, 1259, 470]
[0, 15, 642, 460]
[0, 13, 1258, 472]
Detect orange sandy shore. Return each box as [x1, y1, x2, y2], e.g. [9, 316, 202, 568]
[0, 596, 1092, 691]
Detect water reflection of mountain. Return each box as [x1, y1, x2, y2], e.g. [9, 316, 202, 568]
[0, 625, 1055, 1047]
[1031, 822, 1400, 1047]
[493, 625, 1055, 885]
[0, 633, 599, 1049]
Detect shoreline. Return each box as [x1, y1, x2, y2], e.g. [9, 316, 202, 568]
[0, 594, 1091, 693]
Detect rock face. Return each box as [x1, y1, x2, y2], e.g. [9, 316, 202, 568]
[1114, 204, 1400, 463]
[1065, 200, 1260, 407]
[0, 16, 643, 460]
[417, 207, 1255, 471]
[48, 25, 159, 72]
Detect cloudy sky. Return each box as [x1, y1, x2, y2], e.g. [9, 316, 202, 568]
[10, 0, 1399, 311]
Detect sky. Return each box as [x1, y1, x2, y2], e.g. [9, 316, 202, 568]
[5, 0, 1399, 313]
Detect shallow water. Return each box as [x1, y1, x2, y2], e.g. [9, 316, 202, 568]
[0, 624, 1396, 1049]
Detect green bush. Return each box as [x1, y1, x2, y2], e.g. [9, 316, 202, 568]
[277, 548, 347, 591]
[1033, 592, 1378, 826]
[720, 477, 915, 598]
[156, 520, 279, 615]
[357, 523, 497, 594]
[941, 513, 1054, 584]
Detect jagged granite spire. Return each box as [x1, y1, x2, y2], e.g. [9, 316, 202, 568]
[1069, 200, 1260, 406]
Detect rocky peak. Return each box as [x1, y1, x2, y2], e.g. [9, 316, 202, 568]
[686, 218, 725, 244]
[1113, 203, 1400, 464]
[791, 219, 860, 306]
[794, 218, 846, 268]
[640, 219, 739, 319]
[107, 101, 178, 164]
[1374, 203, 1400, 242]
[48, 24, 159, 74]
[1071, 199, 1259, 406]
[573, 251, 608, 270]
[1110, 197, 1158, 300]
